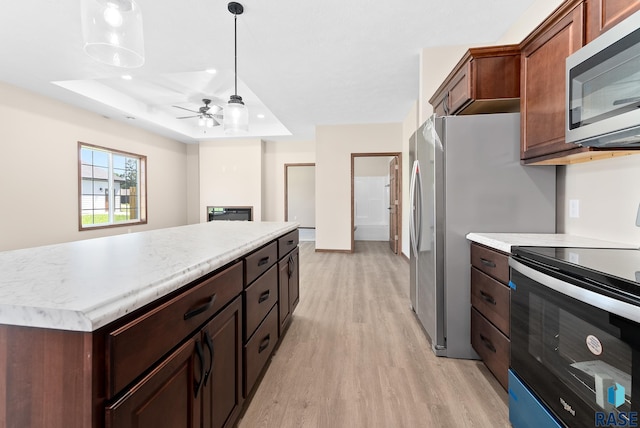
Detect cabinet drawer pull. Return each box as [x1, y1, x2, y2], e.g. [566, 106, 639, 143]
[258, 334, 271, 354]
[480, 290, 497, 305]
[287, 239, 295, 245]
[258, 256, 270, 267]
[258, 290, 270, 303]
[184, 294, 216, 320]
[194, 340, 205, 398]
[203, 331, 214, 387]
[479, 334, 496, 353]
[480, 258, 496, 268]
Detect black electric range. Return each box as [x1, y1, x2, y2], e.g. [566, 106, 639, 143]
[511, 246, 640, 305]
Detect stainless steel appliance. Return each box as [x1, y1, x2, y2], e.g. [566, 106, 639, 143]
[566, 10, 640, 148]
[408, 113, 556, 359]
[509, 247, 640, 428]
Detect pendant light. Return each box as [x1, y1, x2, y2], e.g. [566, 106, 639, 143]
[224, 2, 249, 135]
[81, 0, 145, 68]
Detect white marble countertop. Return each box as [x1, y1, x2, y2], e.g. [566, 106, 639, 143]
[466, 233, 637, 253]
[0, 221, 298, 332]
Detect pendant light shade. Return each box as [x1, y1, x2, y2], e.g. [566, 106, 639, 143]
[224, 2, 249, 135]
[81, 0, 145, 68]
[224, 95, 249, 134]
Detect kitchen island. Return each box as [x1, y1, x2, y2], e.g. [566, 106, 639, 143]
[0, 221, 300, 428]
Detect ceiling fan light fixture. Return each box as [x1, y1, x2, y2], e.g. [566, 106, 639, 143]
[81, 0, 145, 68]
[198, 116, 206, 127]
[224, 2, 249, 135]
[206, 117, 215, 128]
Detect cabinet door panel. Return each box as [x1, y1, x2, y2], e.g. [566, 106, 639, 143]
[278, 258, 291, 334]
[106, 337, 199, 428]
[448, 62, 471, 114]
[586, 0, 640, 43]
[289, 248, 300, 314]
[201, 297, 243, 428]
[521, 2, 584, 160]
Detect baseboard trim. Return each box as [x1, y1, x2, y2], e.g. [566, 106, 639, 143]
[401, 252, 409, 263]
[315, 248, 353, 254]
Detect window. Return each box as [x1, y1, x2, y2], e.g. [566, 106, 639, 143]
[78, 142, 147, 230]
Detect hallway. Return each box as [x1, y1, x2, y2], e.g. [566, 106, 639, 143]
[237, 241, 509, 427]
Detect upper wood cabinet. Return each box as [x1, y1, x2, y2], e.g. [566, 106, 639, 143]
[429, 45, 521, 116]
[520, 0, 585, 163]
[585, 0, 640, 43]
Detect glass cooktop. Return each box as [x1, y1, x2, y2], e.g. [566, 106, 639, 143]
[512, 246, 640, 300]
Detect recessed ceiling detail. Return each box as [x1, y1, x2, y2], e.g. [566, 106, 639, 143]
[53, 70, 290, 140]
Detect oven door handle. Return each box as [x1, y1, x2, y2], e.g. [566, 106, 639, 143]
[509, 258, 640, 324]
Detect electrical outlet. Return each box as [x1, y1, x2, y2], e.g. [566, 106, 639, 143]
[569, 199, 580, 218]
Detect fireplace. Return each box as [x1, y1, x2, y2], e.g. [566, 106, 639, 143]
[207, 206, 253, 221]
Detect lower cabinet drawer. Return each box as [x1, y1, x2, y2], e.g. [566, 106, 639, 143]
[471, 243, 510, 284]
[244, 242, 278, 286]
[471, 267, 510, 336]
[471, 307, 510, 391]
[244, 305, 279, 397]
[107, 261, 243, 398]
[244, 264, 278, 340]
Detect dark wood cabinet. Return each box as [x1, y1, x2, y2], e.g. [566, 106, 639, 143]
[469, 243, 511, 391]
[105, 337, 200, 428]
[429, 45, 521, 116]
[520, 0, 585, 163]
[241, 240, 281, 398]
[278, 247, 299, 335]
[0, 228, 300, 428]
[585, 0, 640, 43]
[201, 297, 243, 428]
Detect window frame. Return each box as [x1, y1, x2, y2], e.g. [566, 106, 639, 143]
[78, 142, 147, 231]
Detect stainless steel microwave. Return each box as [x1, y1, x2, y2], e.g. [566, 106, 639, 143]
[566, 10, 640, 148]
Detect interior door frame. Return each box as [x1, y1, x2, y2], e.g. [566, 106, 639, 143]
[350, 152, 402, 253]
[284, 163, 315, 223]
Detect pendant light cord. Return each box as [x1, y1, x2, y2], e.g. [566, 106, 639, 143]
[234, 13, 238, 97]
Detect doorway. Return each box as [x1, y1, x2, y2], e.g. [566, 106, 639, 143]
[285, 163, 316, 241]
[351, 153, 401, 254]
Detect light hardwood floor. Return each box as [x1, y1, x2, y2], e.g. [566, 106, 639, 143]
[237, 241, 511, 428]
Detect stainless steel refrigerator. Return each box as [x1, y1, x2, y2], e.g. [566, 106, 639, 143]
[409, 113, 555, 359]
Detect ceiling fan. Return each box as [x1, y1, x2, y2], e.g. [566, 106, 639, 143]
[173, 98, 223, 127]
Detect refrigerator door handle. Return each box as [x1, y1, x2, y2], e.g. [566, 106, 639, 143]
[415, 164, 424, 252]
[409, 160, 419, 255]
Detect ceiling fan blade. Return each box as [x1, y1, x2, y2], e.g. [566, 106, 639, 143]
[176, 115, 199, 119]
[172, 105, 200, 113]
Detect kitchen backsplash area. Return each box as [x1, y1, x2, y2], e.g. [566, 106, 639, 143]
[557, 153, 640, 246]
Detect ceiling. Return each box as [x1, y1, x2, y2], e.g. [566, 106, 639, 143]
[0, 0, 536, 143]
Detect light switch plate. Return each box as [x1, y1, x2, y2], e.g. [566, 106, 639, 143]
[636, 202, 640, 227]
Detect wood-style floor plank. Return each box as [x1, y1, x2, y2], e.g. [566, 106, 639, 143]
[237, 241, 510, 428]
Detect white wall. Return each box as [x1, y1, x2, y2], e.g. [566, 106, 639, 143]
[186, 143, 200, 224]
[559, 155, 640, 245]
[198, 139, 263, 223]
[262, 140, 315, 222]
[496, 0, 565, 44]
[316, 123, 402, 251]
[0, 82, 188, 252]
